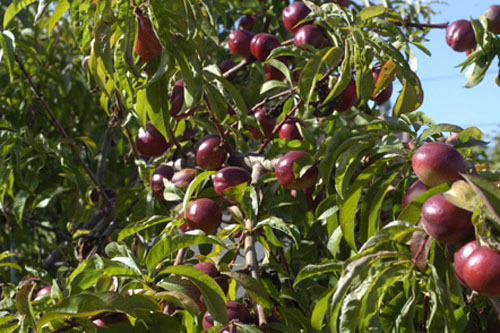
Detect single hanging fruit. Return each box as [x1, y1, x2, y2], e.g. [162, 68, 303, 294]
[135, 14, 162, 59]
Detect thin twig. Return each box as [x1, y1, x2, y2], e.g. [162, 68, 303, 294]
[222, 58, 255, 80]
[124, 124, 140, 160]
[396, 21, 449, 29]
[229, 231, 246, 268]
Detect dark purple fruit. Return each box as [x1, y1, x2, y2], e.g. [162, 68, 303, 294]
[421, 193, 473, 244]
[248, 107, 276, 140]
[184, 199, 222, 234]
[485, 5, 500, 34]
[446, 19, 476, 52]
[250, 33, 281, 62]
[336, 79, 358, 112]
[463, 246, 500, 296]
[238, 15, 255, 31]
[279, 117, 305, 140]
[195, 135, 227, 170]
[136, 121, 169, 157]
[412, 142, 466, 187]
[150, 163, 175, 198]
[454, 239, 479, 287]
[35, 286, 52, 300]
[172, 168, 196, 188]
[170, 80, 198, 119]
[333, 0, 349, 7]
[264, 57, 289, 81]
[219, 59, 237, 80]
[294, 24, 324, 49]
[135, 15, 162, 59]
[401, 180, 427, 209]
[275, 151, 318, 190]
[228, 30, 254, 59]
[213, 167, 251, 195]
[282, 2, 312, 33]
[202, 301, 250, 329]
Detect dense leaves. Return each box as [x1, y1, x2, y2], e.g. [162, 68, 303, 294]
[0, 0, 500, 332]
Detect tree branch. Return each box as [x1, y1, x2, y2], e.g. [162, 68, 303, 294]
[14, 55, 113, 210]
[396, 21, 449, 29]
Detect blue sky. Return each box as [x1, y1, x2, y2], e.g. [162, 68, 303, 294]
[398, 1, 499, 140]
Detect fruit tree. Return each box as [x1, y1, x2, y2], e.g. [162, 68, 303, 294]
[1, 0, 500, 332]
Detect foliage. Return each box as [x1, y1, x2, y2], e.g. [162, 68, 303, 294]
[0, 0, 499, 332]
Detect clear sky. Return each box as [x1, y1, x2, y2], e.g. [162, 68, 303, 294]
[397, 1, 499, 140]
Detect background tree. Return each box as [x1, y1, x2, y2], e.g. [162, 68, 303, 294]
[0, 0, 499, 332]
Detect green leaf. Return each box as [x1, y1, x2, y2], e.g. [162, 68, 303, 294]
[359, 221, 419, 251]
[146, 232, 225, 271]
[417, 124, 463, 143]
[372, 59, 398, 99]
[0, 252, 16, 262]
[161, 265, 228, 324]
[205, 72, 248, 121]
[34, 0, 51, 24]
[322, 41, 352, 105]
[16, 283, 36, 330]
[339, 157, 392, 252]
[319, 128, 352, 190]
[464, 53, 493, 88]
[182, 171, 216, 214]
[299, 46, 343, 107]
[398, 183, 449, 224]
[40, 0, 69, 35]
[265, 58, 292, 84]
[294, 261, 342, 287]
[222, 272, 272, 310]
[37, 293, 128, 330]
[3, 0, 37, 29]
[393, 72, 423, 117]
[137, 75, 170, 142]
[460, 175, 500, 225]
[311, 288, 335, 331]
[356, 5, 386, 21]
[118, 216, 172, 241]
[0, 31, 15, 79]
[260, 80, 289, 94]
[13, 190, 28, 226]
[255, 216, 300, 248]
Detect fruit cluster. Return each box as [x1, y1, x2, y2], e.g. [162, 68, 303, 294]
[408, 141, 500, 297]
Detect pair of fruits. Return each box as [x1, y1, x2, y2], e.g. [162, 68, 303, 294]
[445, 5, 500, 53]
[248, 108, 305, 141]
